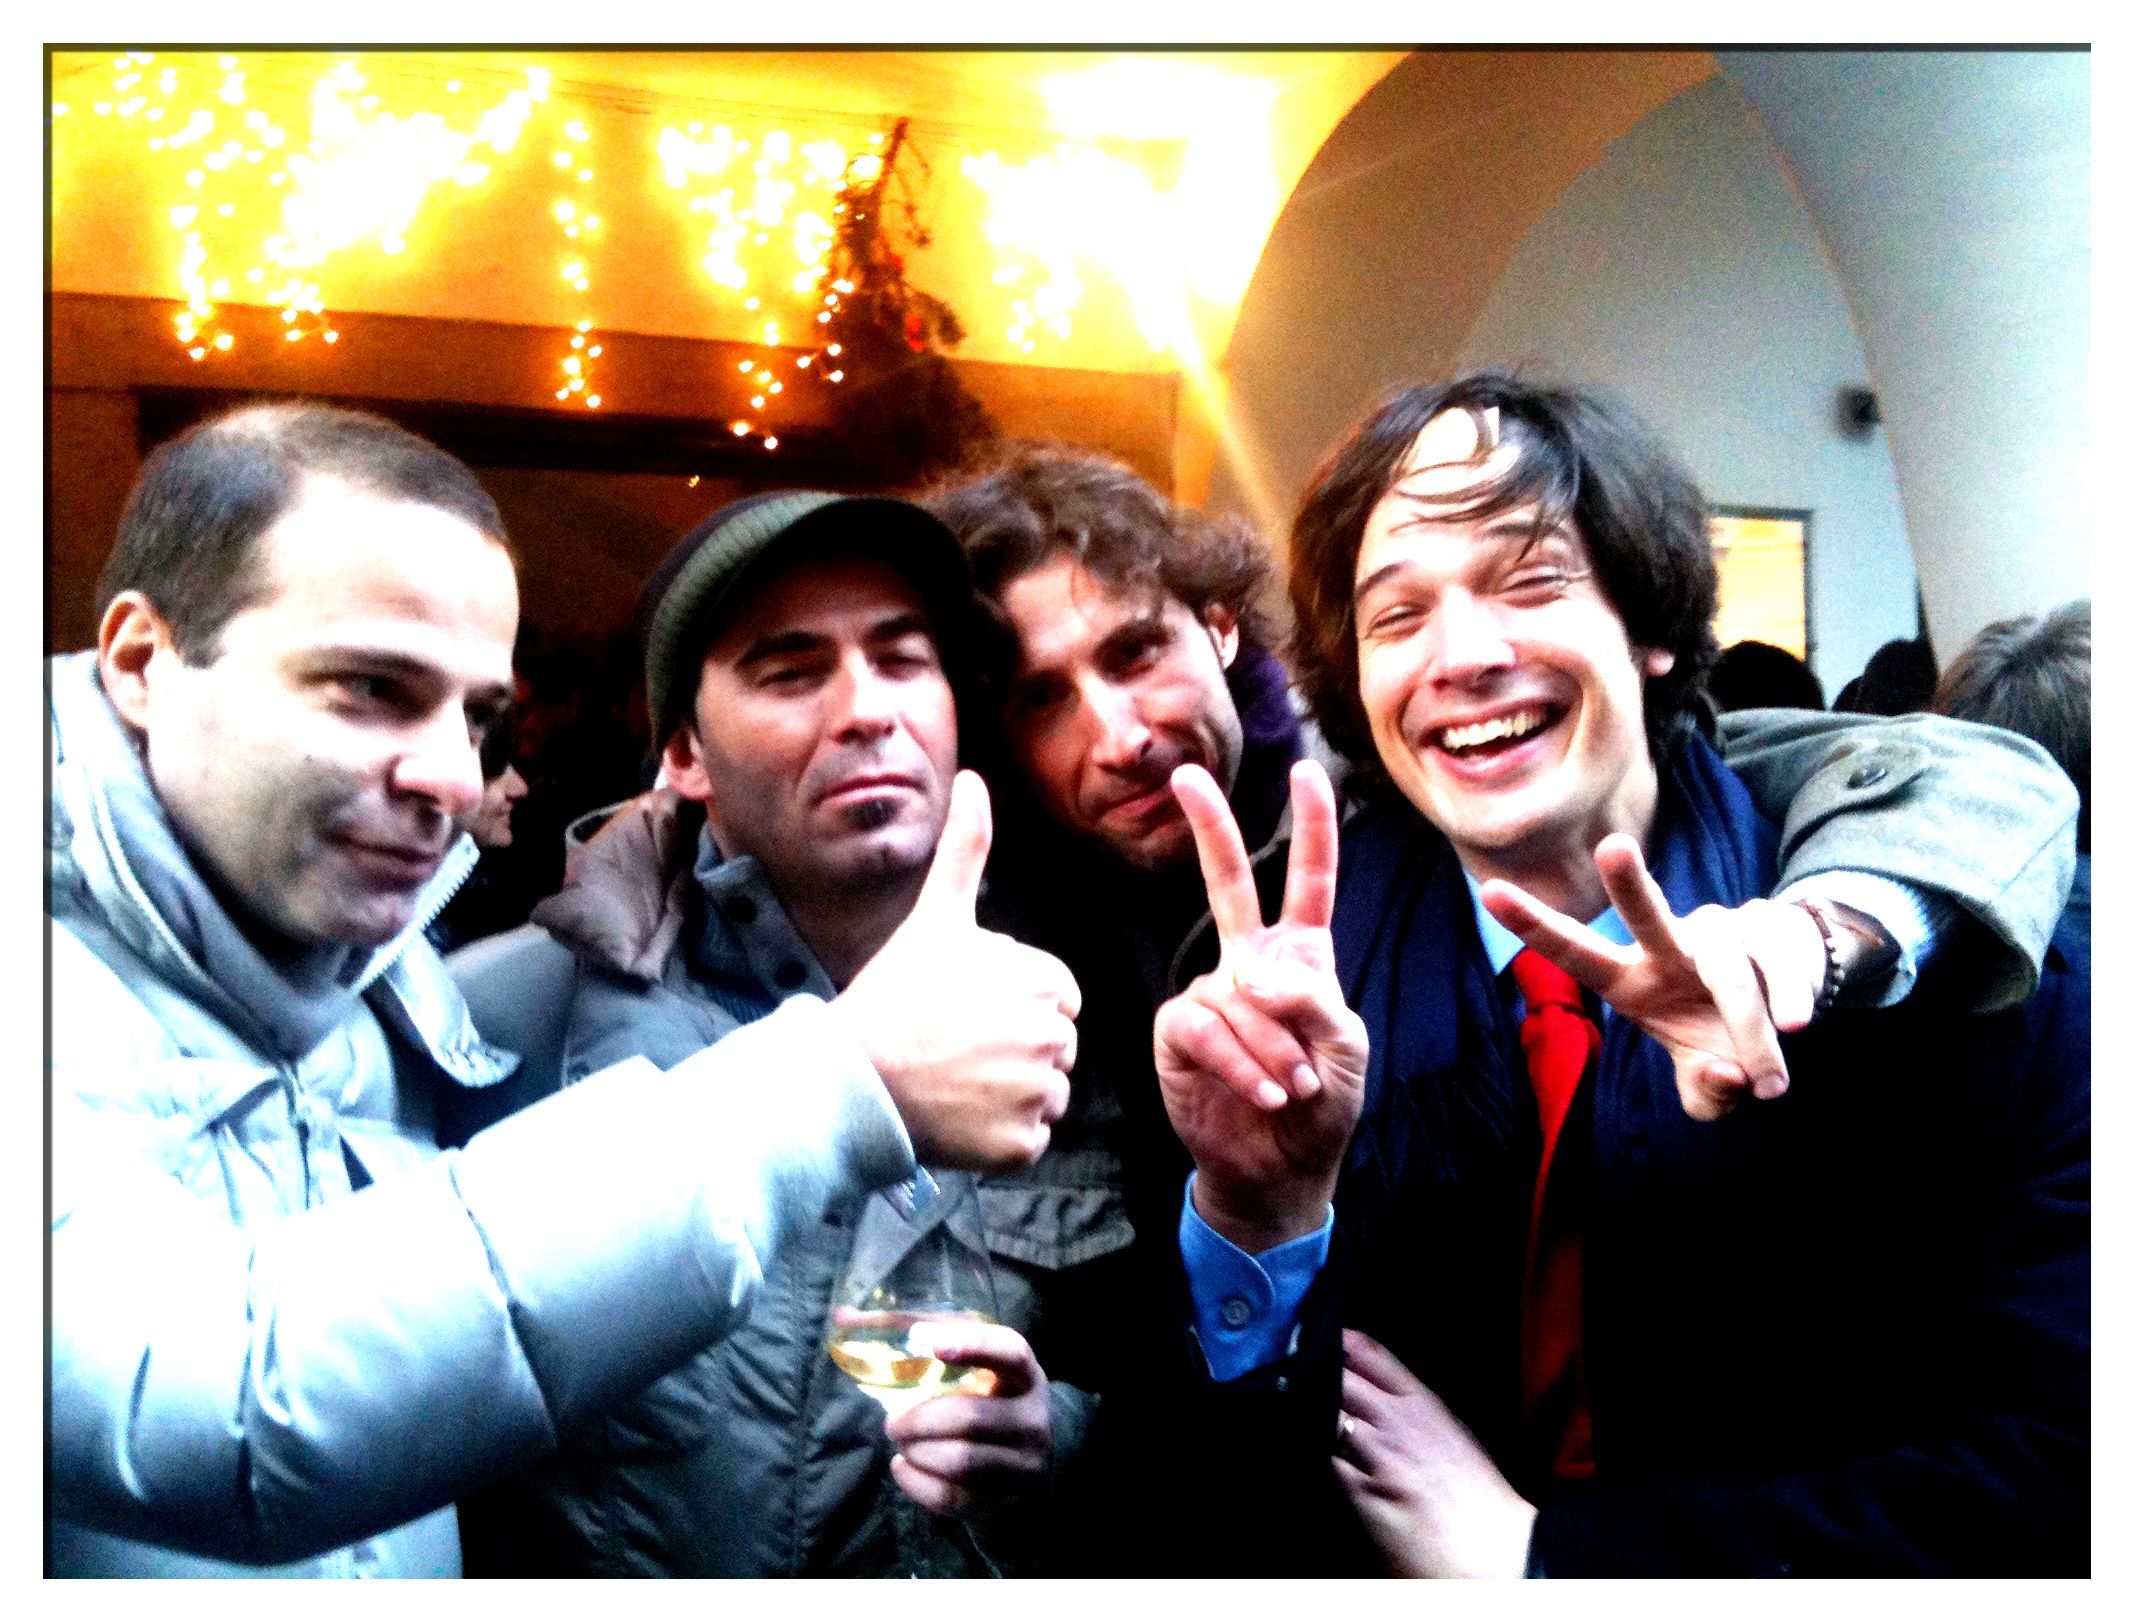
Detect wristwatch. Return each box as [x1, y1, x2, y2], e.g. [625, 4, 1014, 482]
[1793, 895, 1902, 1019]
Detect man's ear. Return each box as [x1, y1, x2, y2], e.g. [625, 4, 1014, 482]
[1205, 605, 1241, 672]
[660, 724, 716, 807]
[97, 592, 180, 732]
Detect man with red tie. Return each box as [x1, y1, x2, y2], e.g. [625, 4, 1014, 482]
[1140, 376, 2088, 1575]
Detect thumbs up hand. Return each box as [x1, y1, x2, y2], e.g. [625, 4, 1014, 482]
[832, 771, 1079, 1170]
[1153, 759, 1368, 1253]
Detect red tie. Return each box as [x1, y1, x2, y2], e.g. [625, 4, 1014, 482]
[1510, 947, 1600, 1483]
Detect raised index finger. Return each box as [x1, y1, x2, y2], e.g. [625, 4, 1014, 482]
[1172, 763, 1263, 947]
[1279, 759, 1339, 931]
[1591, 832, 1693, 967]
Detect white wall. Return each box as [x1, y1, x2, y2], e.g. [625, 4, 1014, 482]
[1455, 74, 1918, 691]
[1718, 50, 2091, 657]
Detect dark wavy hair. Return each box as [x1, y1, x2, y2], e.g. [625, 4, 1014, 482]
[922, 442, 1277, 659]
[1287, 373, 1720, 777]
[97, 402, 509, 664]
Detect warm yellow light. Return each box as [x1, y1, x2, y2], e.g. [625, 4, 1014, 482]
[587, 345, 601, 356]
[563, 357, 582, 375]
[732, 420, 751, 435]
[586, 395, 601, 407]
[963, 59, 1284, 359]
[215, 333, 233, 349]
[751, 394, 765, 408]
[565, 120, 590, 143]
[762, 436, 778, 450]
[796, 355, 811, 368]
[554, 151, 571, 167]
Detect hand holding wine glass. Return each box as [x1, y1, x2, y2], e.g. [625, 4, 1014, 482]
[825, 1174, 1053, 1521]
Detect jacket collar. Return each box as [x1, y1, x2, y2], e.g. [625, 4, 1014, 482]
[531, 786, 837, 1006]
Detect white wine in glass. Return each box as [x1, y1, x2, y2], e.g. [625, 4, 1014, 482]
[827, 1171, 1001, 1419]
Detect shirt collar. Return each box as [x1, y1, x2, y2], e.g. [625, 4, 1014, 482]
[1460, 864, 1634, 977]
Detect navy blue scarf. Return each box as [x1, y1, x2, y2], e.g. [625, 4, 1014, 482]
[1331, 728, 1778, 1190]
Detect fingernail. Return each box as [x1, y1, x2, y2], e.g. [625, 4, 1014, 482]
[1291, 1063, 1320, 1098]
[1257, 1079, 1287, 1109]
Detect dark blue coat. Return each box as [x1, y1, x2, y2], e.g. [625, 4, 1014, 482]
[1068, 733, 2089, 1575]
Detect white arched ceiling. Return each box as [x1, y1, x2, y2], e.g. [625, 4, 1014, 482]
[1215, 48, 2089, 673]
[1454, 73, 1917, 690]
[1718, 50, 2091, 656]
[1211, 51, 1717, 543]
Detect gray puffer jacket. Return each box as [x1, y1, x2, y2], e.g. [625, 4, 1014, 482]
[447, 790, 1125, 1576]
[46, 654, 918, 1577]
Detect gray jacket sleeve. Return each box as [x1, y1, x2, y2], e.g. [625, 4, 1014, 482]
[48, 989, 916, 1566]
[1716, 708, 2079, 1009]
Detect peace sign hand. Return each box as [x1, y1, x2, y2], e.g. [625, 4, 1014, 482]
[1479, 832, 1829, 1122]
[1152, 759, 1369, 1254]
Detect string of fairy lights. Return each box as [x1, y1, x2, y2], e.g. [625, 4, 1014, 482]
[54, 52, 1230, 443]
[549, 113, 604, 408]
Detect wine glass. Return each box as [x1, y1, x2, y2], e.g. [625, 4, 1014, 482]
[826, 1169, 1001, 1420]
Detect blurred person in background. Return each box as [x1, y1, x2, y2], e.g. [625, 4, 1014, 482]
[1936, 599, 2090, 969]
[1707, 638, 1824, 712]
[1834, 634, 1938, 716]
[424, 707, 531, 955]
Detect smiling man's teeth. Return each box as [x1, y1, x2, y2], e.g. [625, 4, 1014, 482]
[1439, 710, 1544, 752]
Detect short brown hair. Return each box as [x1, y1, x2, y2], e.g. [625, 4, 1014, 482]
[1935, 600, 2090, 850]
[96, 402, 509, 663]
[924, 443, 1277, 656]
[1288, 373, 1719, 773]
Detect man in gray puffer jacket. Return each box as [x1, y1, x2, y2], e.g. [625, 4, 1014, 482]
[450, 490, 1101, 1576]
[48, 408, 1076, 1578]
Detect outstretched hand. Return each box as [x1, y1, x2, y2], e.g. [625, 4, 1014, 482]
[1479, 832, 1828, 1121]
[1153, 759, 1368, 1253]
